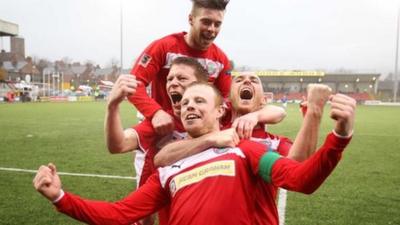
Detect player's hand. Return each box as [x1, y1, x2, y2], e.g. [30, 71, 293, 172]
[152, 110, 175, 135]
[330, 94, 356, 137]
[208, 128, 240, 148]
[299, 96, 308, 117]
[107, 74, 140, 108]
[232, 112, 258, 139]
[33, 163, 62, 202]
[307, 84, 332, 109]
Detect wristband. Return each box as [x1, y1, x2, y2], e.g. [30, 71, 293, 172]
[332, 129, 353, 139]
[52, 189, 65, 203]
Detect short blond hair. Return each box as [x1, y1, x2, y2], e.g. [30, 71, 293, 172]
[185, 82, 223, 107]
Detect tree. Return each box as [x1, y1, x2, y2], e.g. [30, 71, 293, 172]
[62, 57, 73, 65]
[36, 59, 50, 74]
[106, 57, 120, 68]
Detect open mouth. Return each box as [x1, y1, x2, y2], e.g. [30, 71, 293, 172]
[170, 93, 182, 104]
[240, 88, 253, 100]
[185, 113, 201, 121]
[202, 33, 215, 42]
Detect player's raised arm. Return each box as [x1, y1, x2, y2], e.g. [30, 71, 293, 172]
[105, 75, 140, 153]
[126, 40, 165, 119]
[287, 84, 331, 161]
[33, 163, 167, 225]
[127, 41, 175, 136]
[330, 93, 356, 137]
[259, 94, 355, 193]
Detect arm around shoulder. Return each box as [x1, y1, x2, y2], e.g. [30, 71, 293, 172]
[257, 104, 286, 124]
[154, 128, 239, 167]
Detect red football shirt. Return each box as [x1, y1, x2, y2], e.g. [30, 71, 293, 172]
[127, 32, 232, 119]
[55, 133, 351, 225]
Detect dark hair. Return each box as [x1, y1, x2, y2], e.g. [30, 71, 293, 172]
[171, 57, 208, 83]
[191, 0, 229, 11]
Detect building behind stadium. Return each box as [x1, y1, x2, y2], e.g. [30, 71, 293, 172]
[0, 19, 398, 103]
[232, 70, 391, 103]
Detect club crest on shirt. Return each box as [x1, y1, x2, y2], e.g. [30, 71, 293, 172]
[213, 147, 229, 154]
[206, 60, 218, 77]
[163, 52, 224, 78]
[139, 53, 152, 68]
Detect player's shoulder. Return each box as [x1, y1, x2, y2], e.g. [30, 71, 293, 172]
[209, 42, 229, 59]
[155, 32, 185, 46]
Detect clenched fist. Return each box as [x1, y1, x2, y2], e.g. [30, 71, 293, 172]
[33, 163, 62, 202]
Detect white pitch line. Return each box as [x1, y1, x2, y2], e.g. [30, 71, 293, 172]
[0, 167, 136, 180]
[277, 188, 288, 225]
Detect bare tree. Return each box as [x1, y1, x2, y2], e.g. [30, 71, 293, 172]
[84, 60, 95, 67]
[36, 59, 50, 74]
[62, 56, 73, 65]
[106, 57, 120, 68]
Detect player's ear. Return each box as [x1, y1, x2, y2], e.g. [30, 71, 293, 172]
[189, 13, 194, 26]
[261, 95, 267, 106]
[216, 104, 225, 120]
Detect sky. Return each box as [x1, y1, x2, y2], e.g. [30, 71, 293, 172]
[0, 0, 399, 75]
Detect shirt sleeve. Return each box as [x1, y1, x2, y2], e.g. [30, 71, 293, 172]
[213, 56, 232, 98]
[132, 119, 156, 152]
[238, 140, 270, 176]
[132, 120, 159, 186]
[54, 173, 169, 225]
[259, 132, 352, 194]
[127, 39, 166, 119]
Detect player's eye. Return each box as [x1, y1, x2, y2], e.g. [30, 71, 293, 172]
[202, 19, 212, 26]
[251, 78, 259, 83]
[195, 97, 205, 103]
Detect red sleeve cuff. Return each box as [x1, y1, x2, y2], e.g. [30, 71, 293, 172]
[52, 189, 65, 203]
[145, 107, 162, 119]
[326, 132, 352, 150]
[53, 191, 69, 211]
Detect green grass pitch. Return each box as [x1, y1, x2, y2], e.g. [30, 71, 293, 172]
[0, 101, 399, 225]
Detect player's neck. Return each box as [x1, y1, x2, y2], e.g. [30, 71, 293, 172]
[184, 33, 207, 51]
[232, 109, 250, 120]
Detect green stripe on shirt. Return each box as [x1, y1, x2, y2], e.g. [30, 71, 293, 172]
[259, 152, 281, 183]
